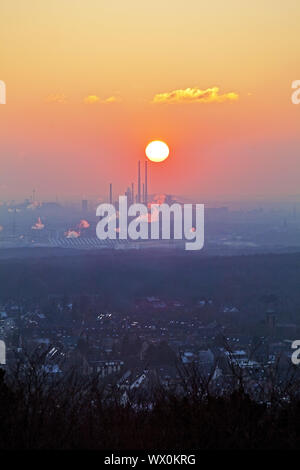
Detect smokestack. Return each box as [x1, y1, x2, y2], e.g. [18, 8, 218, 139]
[138, 161, 141, 203]
[81, 199, 88, 213]
[142, 183, 145, 204]
[12, 209, 16, 236]
[109, 183, 112, 204]
[145, 160, 148, 205]
[131, 183, 134, 205]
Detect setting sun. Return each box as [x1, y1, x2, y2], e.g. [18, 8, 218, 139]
[145, 141, 169, 163]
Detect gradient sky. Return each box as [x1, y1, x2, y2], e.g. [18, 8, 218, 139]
[1, 0, 300, 202]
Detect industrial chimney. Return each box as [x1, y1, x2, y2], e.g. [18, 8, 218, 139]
[109, 183, 113, 204]
[138, 161, 141, 203]
[145, 160, 148, 205]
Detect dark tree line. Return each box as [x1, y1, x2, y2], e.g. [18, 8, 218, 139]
[1, 348, 300, 450]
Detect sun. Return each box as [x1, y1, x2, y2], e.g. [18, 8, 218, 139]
[145, 140, 169, 163]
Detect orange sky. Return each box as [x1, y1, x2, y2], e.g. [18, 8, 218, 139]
[0, 0, 300, 202]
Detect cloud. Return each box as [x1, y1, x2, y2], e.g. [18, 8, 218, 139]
[103, 95, 122, 103]
[83, 95, 122, 104]
[45, 94, 68, 103]
[152, 86, 238, 104]
[84, 95, 100, 104]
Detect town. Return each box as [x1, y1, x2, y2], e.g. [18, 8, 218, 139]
[1, 248, 299, 405]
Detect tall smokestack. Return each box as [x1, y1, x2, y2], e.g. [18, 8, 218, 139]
[109, 183, 112, 204]
[138, 161, 141, 203]
[142, 183, 145, 204]
[82, 199, 88, 212]
[145, 160, 148, 205]
[131, 183, 134, 205]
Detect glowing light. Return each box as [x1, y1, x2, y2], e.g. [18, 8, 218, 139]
[79, 219, 90, 229]
[32, 217, 45, 230]
[145, 141, 169, 163]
